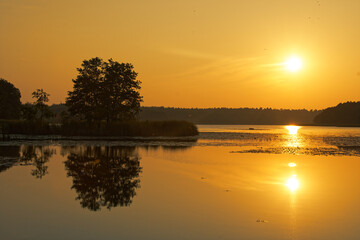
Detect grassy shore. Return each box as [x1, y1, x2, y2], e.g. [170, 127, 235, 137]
[0, 120, 199, 137]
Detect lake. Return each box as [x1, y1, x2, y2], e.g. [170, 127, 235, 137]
[1, 125, 360, 240]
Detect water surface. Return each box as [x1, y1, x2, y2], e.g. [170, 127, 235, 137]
[1, 125, 360, 239]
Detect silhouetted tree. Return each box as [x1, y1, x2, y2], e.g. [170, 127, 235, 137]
[64, 146, 142, 211]
[0, 78, 21, 119]
[66, 57, 142, 124]
[32, 89, 52, 121]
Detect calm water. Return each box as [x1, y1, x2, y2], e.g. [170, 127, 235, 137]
[1, 125, 360, 240]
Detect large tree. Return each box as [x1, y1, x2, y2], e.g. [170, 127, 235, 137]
[0, 78, 21, 119]
[66, 57, 142, 123]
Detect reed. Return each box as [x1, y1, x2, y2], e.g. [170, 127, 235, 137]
[0, 120, 198, 137]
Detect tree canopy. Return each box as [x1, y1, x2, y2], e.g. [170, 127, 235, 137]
[66, 57, 142, 123]
[0, 78, 21, 119]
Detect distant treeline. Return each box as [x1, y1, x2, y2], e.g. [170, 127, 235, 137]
[49, 103, 360, 126]
[139, 107, 320, 125]
[48, 104, 319, 125]
[314, 101, 360, 126]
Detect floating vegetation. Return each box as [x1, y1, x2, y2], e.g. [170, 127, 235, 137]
[231, 146, 360, 157]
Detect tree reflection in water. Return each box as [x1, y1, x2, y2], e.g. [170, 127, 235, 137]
[0, 146, 20, 173]
[63, 146, 142, 211]
[20, 146, 54, 179]
[0, 146, 53, 178]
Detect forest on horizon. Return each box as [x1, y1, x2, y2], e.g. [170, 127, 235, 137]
[49, 104, 320, 125]
[51, 102, 360, 126]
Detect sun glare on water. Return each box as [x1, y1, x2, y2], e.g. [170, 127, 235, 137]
[288, 162, 297, 167]
[286, 125, 300, 134]
[285, 56, 303, 72]
[286, 175, 300, 192]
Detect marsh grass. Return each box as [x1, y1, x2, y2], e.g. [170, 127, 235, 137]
[0, 120, 198, 137]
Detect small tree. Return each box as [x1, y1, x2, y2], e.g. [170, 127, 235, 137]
[66, 57, 142, 124]
[32, 89, 52, 121]
[0, 78, 22, 119]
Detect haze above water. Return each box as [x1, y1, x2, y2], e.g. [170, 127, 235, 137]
[1, 125, 360, 240]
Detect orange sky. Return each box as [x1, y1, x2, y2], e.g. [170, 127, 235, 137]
[1, 0, 360, 109]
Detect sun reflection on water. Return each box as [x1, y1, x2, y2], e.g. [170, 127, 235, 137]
[286, 174, 300, 192]
[288, 162, 297, 167]
[286, 126, 300, 135]
[284, 125, 304, 149]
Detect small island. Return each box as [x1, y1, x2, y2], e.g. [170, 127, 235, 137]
[0, 58, 198, 139]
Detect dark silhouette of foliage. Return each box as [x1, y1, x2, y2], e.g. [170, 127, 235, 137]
[0, 78, 21, 120]
[0, 119, 198, 136]
[61, 120, 198, 136]
[0, 120, 60, 135]
[48, 103, 320, 125]
[21, 103, 37, 121]
[32, 89, 50, 104]
[314, 101, 360, 126]
[32, 89, 52, 121]
[49, 103, 71, 123]
[139, 107, 320, 125]
[64, 146, 142, 211]
[66, 57, 142, 124]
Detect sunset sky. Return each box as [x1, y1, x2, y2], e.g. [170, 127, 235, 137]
[1, 0, 359, 109]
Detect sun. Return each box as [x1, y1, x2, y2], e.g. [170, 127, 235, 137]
[285, 55, 303, 72]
